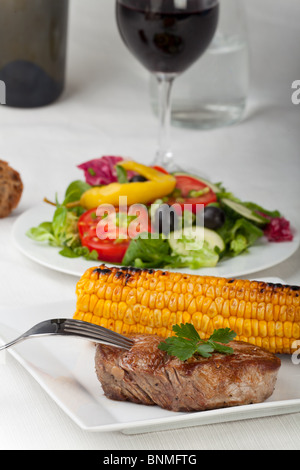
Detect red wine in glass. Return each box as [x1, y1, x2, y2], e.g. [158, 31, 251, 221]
[116, 0, 219, 170]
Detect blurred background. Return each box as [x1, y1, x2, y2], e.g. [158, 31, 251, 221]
[1, 0, 299, 216]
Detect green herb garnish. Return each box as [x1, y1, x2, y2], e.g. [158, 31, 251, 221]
[158, 323, 237, 361]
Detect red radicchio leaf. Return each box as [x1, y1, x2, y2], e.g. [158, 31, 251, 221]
[263, 217, 294, 242]
[77, 156, 124, 186]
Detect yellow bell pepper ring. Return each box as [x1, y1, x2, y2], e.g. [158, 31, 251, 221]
[79, 161, 176, 210]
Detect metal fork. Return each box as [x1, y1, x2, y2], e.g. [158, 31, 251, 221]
[0, 318, 134, 351]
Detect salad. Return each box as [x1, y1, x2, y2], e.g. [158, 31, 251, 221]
[27, 156, 294, 270]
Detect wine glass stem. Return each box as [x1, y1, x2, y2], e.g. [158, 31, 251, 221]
[155, 72, 176, 170]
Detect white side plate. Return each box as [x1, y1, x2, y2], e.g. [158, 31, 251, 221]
[12, 204, 300, 278]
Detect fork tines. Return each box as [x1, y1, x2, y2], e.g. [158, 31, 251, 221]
[63, 319, 134, 350]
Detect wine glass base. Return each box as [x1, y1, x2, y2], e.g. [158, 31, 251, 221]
[152, 153, 183, 173]
[152, 155, 212, 180]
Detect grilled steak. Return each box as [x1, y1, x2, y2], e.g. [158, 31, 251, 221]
[95, 334, 281, 412]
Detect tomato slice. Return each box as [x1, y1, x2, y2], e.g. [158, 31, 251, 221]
[166, 174, 217, 214]
[78, 209, 129, 263]
[78, 208, 150, 263]
[152, 165, 169, 174]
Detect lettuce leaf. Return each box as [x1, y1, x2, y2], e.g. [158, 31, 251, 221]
[122, 235, 172, 268]
[62, 180, 91, 206]
[122, 234, 219, 269]
[217, 217, 264, 257]
[168, 243, 219, 268]
[26, 180, 91, 257]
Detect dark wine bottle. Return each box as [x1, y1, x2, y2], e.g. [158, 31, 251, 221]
[0, 0, 69, 108]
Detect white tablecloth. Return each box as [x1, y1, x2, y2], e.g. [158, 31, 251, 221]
[0, 0, 299, 450]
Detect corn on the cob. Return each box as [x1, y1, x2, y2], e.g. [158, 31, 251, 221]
[73, 265, 300, 354]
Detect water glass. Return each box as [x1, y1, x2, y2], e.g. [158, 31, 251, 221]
[150, 0, 249, 129]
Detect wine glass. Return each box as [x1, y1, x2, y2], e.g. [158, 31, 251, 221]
[116, 0, 219, 172]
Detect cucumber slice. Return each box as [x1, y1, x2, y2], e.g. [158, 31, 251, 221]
[172, 172, 221, 194]
[221, 198, 267, 225]
[203, 227, 226, 252]
[169, 226, 225, 255]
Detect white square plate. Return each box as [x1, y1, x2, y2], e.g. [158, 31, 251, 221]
[0, 278, 300, 434]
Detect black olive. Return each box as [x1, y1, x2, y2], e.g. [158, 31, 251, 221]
[129, 174, 148, 182]
[204, 206, 226, 230]
[154, 204, 179, 235]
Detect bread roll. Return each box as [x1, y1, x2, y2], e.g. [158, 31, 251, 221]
[0, 160, 23, 218]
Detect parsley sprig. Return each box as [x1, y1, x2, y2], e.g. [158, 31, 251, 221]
[158, 323, 237, 361]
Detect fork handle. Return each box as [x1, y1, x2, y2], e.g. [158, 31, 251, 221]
[0, 335, 25, 351]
